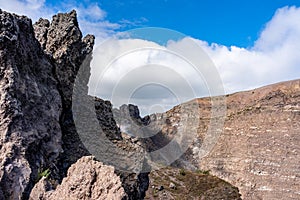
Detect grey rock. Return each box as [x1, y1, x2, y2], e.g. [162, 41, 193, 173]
[29, 177, 52, 200]
[0, 9, 149, 200]
[33, 18, 50, 49]
[34, 10, 96, 174]
[0, 10, 149, 199]
[0, 9, 62, 199]
[158, 185, 164, 191]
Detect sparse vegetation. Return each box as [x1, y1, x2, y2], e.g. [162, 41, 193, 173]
[36, 168, 51, 182]
[195, 169, 211, 175]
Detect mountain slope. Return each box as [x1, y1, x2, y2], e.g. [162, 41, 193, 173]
[149, 79, 300, 199]
[198, 79, 300, 199]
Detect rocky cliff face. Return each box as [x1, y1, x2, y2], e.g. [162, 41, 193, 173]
[0, 9, 148, 200]
[110, 103, 242, 200]
[33, 10, 95, 174]
[198, 80, 300, 199]
[149, 79, 300, 199]
[0, 9, 62, 199]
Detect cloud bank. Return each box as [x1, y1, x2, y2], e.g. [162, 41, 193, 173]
[198, 6, 300, 93]
[89, 6, 300, 115]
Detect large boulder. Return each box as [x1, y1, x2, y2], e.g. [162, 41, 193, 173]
[30, 156, 126, 200]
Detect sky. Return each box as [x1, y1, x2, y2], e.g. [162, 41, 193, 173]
[1, 0, 300, 115]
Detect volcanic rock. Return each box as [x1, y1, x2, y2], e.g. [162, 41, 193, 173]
[151, 79, 300, 199]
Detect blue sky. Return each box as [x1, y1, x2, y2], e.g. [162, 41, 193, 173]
[1, 0, 300, 115]
[43, 0, 300, 47]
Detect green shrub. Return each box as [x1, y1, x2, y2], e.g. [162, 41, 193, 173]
[36, 168, 51, 182]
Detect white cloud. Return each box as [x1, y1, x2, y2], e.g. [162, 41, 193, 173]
[255, 6, 300, 51]
[88, 36, 221, 116]
[78, 4, 107, 21]
[195, 6, 300, 93]
[0, 0, 54, 21]
[88, 6, 300, 115]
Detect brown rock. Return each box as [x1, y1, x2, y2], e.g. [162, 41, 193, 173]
[30, 156, 126, 200]
[151, 79, 300, 199]
[198, 79, 300, 199]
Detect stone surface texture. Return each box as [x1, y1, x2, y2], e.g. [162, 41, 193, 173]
[150, 79, 300, 200]
[0, 9, 148, 200]
[30, 156, 126, 200]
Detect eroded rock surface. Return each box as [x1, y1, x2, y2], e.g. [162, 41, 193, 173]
[0, 9, 62, 199]
[152, 79, 300, 199]
[30, 156, 126, 200]
[93, 98, 150, 199]
[0, 9, 149, 200]
[198, 80, 300, 199]
[33, 10, 95, 172]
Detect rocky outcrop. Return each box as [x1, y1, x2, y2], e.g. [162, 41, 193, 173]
[33, 10, 95, 173]
[0, 9, 62, 199]
[30, 156, 126, 200]
[0, 9, 149, 200]
[95, 97, 122, 140]
[94, 98, 150, 199]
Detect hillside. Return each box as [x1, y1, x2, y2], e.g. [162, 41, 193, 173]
[144, 79, 300, 199]
[199, 79, 300, 199]
[145, 167, 241, 200]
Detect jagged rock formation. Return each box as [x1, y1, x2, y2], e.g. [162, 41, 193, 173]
[0, 9, 148, 200]
[34, 10, 149, 200]
[30, 156, 126, 200]
[93, 98, 150, 199]
[0, 9, 62, 199]
[95, 98, 122, 141]
[150, 79, 300, 199]
[33, 10, 95, 173]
